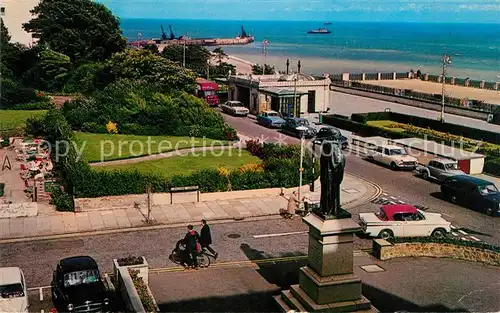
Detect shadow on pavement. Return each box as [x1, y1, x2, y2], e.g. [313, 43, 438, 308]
[362, 283, 469, 313]
[157, 292, 280, 312]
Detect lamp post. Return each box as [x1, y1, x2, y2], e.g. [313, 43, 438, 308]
[310, 139, 317, 192]
[182, 41, 186, 67]
[440, 54, 452, 122]
[296, 125, 309, 207]
[293, 72, 298, 117]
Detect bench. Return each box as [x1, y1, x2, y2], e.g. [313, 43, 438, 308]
[169, 186, 200, 204]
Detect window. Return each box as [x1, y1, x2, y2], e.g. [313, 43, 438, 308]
[0, 283, 24, 298]
[389, 148, 407, 156]
[479, 184, 499, 195]
[376, 147, 384, 153]
[63, 270, 100, 288]
[393, 213, 404, 221]
[0, 7, 5, 16]
[444, 163, 459, 170]
[428, 161, 436, 168]
[435, 163, 445, 170]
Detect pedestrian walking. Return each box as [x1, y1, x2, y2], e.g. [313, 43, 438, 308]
[183, 225, 200, 269]
[287, 191, 300, 219]
[199, 219, 218, 259]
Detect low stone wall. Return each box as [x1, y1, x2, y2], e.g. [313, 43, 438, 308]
[373, 239, 500, 267]
[329, 85, 490, 121]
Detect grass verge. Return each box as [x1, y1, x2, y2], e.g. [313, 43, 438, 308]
[0, 110, 47, 131]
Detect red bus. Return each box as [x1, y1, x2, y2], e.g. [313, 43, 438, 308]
[195, 78, 220, 107]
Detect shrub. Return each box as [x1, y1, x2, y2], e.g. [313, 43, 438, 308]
[129, 269, 156, 312]
[50, 186, 74, 212]
[239, 163, 264, 173]
[117, 256, 144, 266]
[81, 122, 107, 134]
[11, 101, 54, 110]
[388, 236, 500, 253]
[484, 158, 500, 177]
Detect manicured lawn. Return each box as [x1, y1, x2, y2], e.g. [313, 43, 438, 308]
[95, 149, 260, 178]
[0, 110, 47, 131]
[75, 132, 232, 162]
[367, 120, 405, 133]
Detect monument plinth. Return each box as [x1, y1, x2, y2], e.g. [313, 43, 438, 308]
[274, 141, 377, 313]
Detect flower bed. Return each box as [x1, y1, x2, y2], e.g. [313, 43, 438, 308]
[129, 269, 157, 312]
[117, 256, 144, 266]
[373, 237, 500, 267]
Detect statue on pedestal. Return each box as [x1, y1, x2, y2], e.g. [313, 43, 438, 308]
[315, 140, 347, 219]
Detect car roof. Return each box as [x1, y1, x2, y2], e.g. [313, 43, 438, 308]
[286, 117, 306, 121]
[0, 267, 22, 285]
[227, 101, 242, 104]
[59, 256, 99, 272]
[379, 145, 404, 149]
[263, 110, 279, 114]
[432, 158, 456, 164]
[381, 204, 418, 217]
[447, 175, 493, 186]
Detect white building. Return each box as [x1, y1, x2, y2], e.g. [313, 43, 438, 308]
[1, 0, 39, 46]
[226, 73, 331, 117]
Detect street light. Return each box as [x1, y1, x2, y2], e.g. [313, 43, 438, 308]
[440, 54, 452, 122]
[296, 125, 309, 207]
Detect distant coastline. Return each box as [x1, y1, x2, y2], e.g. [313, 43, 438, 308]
[121, 19, 500, 81]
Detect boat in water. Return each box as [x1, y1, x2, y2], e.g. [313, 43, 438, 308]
[324, 22, 332, 25]
[307, 28, 331, 34]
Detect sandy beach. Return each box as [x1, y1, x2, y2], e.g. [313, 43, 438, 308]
[361, 79, 500, 105]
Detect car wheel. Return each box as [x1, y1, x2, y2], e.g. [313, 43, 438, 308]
[422, 171, 429, 180]
[431, 228, 446, 239]
[485, 206, 494, 216]
[450, 195, 458, 203]
[378, 229, 394, 240]
[390, 162, 398, 171]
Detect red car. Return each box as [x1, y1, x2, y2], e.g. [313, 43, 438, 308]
[359, 204, 451, 239]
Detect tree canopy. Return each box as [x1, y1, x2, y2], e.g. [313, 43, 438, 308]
[102, 49, 197, 93]
[252, 64, 276, 75]
[161, 44, 210, 75]
[23, 0, 126, 63]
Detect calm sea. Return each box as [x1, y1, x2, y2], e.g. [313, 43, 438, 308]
[120, 19, 500, 81]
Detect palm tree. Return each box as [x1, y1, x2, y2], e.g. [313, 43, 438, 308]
[213, 47, 227, 65]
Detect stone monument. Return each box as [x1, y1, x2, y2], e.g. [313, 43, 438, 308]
[274, 140, 376, 312]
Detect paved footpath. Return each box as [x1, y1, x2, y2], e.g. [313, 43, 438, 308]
[0, 173, 380, 241]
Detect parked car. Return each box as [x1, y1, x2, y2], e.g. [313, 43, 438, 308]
[0, 267, 28, 312]
[281, 117, 317, 138]
[51, 256, 112, 313]
[359, 204, 451, 239]
[367, 144, 418, 170]
[221, 101, 249, 116]
[415, 158, 465, 182]
[441, 175, 500, 216]
[313, 126, 349, 150]
[256, 110, 285, 128]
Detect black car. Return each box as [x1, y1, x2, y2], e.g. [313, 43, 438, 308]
[51, 256, 112, 313]
[441, 175, 500, 216]
[281, 117, 317, 138]
[314, 126, 349, 150]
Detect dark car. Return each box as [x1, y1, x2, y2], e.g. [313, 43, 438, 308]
[51, 256, 111, 313]
[441, 175, 500, 216]
[313, 126, 349, 150]
[281, 117, 317, 138]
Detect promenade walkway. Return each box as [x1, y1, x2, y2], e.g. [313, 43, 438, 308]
[0, 173, 380, 242]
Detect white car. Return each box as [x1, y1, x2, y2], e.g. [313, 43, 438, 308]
[0, 267, 29, 312]
[359, 204, 451, 239]
[221, 101, 249, 116]
[368, 144, 418, 170]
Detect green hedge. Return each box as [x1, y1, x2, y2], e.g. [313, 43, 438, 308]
[484, 158, 500, 176]
[388, 236, 500, 253]
[350, 112, 500, 145]
[10, 102, 54, 110]
[322, 114, 410, 140]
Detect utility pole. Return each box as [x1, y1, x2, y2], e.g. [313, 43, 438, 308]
[440, 54, 452, 122]
[293, 72, 298, 117]
[182, 41, 186, 67]
[262, 39, 269, 74]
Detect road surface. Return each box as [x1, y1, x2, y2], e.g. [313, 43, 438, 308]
[223, 112, 500, 247]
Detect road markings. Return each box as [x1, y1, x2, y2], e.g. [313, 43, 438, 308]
[382, 192, 388, 196]
[450, 225, 457, 230]
[253, 231, 308, 238]
[452, 232, 459, 236]
[28, 286, 50, 291]
[458, 229, 468, 235]
[390, 196, 397, 200]
[469, 236, 481, 242]
[39, 287, 43, 301]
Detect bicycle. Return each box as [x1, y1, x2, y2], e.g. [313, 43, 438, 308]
[169, 239, 211, 268]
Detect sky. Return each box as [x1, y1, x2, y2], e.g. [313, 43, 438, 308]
[99, 0, 500, 23]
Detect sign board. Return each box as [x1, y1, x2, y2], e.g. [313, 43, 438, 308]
[44, 181, 60, 193]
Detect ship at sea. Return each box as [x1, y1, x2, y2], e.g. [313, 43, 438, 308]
[307, 28, 331, 34]
[324, 22, 332, 25]
[128, 25, 255, 50]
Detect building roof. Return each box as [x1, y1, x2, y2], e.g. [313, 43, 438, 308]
[0, 267, 22, 285]
[278, 73, 316, 81]
[259, 88, 308, 97]
[389, 138, 485, 160]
